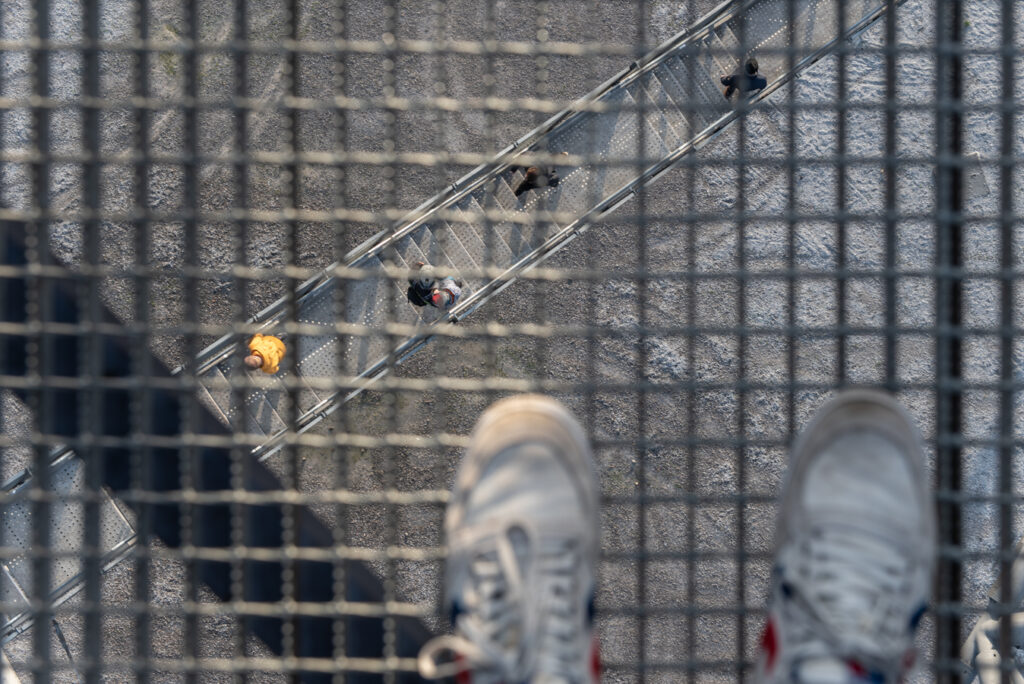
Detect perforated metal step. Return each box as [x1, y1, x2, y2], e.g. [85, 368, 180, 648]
[709, 32, 737, 77]
[663, 54, 727, 125]
[656, 58, 707, 127]
[391, 230, 430, 272]
[419, 223, 479, 288]
[718, 24, 741, 60]
[457, 196, 517, 267]
[494, 217, 536, 258]
[627, 77, 686, 152]
[446, 209, 502, 273]
[0, 456, 135, 636]
[637, 70, 692, 143]
[492, 177, 519, 209]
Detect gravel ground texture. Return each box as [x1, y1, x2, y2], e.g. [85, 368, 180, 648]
[1, 0, 1023, 681]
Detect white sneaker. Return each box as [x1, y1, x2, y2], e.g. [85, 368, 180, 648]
[418, 395, 601, 684]
[755, 390, 936, 684]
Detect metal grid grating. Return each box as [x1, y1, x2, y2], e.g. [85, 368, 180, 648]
[0, 0, 1019, 681]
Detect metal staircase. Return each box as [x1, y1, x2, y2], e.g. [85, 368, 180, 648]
[3, 0, 906, 642]
[187, 0, 900, 462]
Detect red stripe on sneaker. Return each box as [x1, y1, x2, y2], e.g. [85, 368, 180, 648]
[455, 653, 472, 684]
[760, 618, 779, 672]
[590, 635, 602, 682]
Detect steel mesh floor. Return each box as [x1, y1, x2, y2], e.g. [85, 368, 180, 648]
[0, 0, 1021, 681]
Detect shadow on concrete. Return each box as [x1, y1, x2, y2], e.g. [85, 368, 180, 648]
[0, 222, 438, 683]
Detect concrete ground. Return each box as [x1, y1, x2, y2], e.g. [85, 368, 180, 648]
[1, 0, 1021, 681]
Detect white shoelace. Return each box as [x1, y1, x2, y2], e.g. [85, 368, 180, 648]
[784, 523, 915, 661]
[419, 523, 585, 683]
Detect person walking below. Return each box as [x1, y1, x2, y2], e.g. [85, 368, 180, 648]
[244, 333, 286, 374]
[407, 261, 462, 311]
[429, 275, 462, 310]
[513, 166, 560, 197]
[721, 57, 767, 99]
[407, 261, 436, 307]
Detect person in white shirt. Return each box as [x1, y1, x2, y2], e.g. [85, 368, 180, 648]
[429, 276, 462, 310]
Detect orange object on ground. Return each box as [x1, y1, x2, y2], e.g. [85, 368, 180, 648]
[248, 334, 286, 374]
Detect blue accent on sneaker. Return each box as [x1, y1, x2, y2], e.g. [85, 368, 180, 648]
[449, 599, 464, 627]
[910, 603, 926, 630]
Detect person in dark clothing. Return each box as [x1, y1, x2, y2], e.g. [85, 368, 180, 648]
[407, 261, 464, 310]
[721, 57, 767, 99]
[513, 166, 560, 197]
[407, 261, 435, 307]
